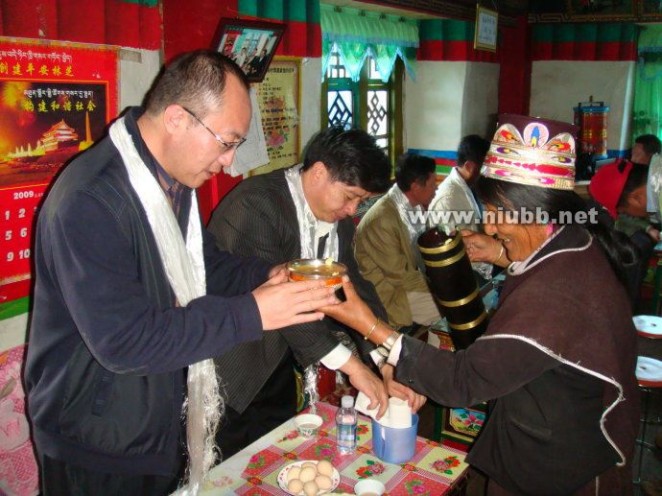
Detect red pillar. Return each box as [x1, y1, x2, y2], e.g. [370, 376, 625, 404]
[498, 15, 531, 116]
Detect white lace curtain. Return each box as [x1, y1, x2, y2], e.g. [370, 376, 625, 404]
[320, 3, 419, 82]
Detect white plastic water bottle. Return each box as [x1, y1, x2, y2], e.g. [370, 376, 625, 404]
[336, 395, 357, 455]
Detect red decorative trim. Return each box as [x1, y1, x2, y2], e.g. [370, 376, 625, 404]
[105, 0, 140, 47]
[57, 0, 106, 43]
[532, 41, 636, 61]
[279, 21, 321, 58]
[2, 0, 57, 39]
[419, 40, 498, 63]
[139, 4, 162, 50]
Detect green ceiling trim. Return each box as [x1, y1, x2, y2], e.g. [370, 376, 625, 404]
[119, 0, 159, 6]
[419, 19, 473, 43]
[239, 0, 320, 23]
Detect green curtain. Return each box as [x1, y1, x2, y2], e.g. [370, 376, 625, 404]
[634, 25, 662, 139]
[320, 3, 419, 82]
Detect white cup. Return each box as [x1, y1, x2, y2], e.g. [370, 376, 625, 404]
[387, 397, 412, 428]
[354, 478, 386, 496]
[294, 413, 322, 438]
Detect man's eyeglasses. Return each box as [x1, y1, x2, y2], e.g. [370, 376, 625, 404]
[182, 106, 247, 152]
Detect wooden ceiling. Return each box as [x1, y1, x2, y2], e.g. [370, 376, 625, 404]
[321, 1, 661, 24]
[321, 0, 531, 23]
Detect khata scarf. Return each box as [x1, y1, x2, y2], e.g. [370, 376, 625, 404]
[285, 164, 339, 261]
[109, 117, 221, 494]
[285, 164, 339, 411]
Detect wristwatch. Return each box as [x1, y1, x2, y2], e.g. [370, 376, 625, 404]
[376, 345, 390, 359]
[381, 331, 399, 351]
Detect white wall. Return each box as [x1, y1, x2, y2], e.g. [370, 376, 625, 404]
[530, 60, 635, 154]
[462, 62, 501, 139]
[404, 60, 500, 151]
[118, 48, 163, 110]
[299, 57, 322, 152]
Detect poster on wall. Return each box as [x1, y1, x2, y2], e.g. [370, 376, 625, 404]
[250, 56, 301, 176]
[0, 39, 118, 308]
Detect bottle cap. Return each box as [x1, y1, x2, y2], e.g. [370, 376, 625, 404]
[341, 395, 354, 408]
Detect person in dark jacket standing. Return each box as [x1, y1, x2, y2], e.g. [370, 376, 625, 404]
[23, 50, 338, 496]
[322, 115, 640, 495]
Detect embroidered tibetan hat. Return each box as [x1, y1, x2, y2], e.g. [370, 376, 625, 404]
[481, 114, 578, 190]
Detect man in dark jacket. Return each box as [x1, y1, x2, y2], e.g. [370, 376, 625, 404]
[24, 50, 337, 496]
[208, 127, 426, 457]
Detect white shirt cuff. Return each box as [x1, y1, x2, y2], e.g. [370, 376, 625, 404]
[319, 344, 352, 370]
[369, 349, 384, 368]
[386, 334, 405, 366]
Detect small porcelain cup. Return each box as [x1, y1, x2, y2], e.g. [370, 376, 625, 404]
[294, 413, 322, 438]
[354, 478, 386, 496]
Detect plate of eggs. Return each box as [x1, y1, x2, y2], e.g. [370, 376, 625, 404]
[277, 459, 339, 496]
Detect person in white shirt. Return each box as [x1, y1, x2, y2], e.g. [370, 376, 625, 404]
[429, 135, 492, 281]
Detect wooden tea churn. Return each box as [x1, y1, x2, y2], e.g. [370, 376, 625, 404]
[418, 227, 488, 350]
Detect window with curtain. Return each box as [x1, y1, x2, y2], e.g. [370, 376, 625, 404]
[324, 45, 400, 157]
[634, 25, 662, 141]
[320, 3, 419, 164]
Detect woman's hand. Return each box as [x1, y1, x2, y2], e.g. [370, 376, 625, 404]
[461, 230, 508, 267]
[380, 364, 427, 412]
[320, 276, 376, 335]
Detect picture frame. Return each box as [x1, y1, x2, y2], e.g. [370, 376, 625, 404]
[213, 18, 286, 83]
[639, 0, 662, 20]
[474, 5, 498, 53]
[566, 0, 636, 22]
[250, 56, 302, 176]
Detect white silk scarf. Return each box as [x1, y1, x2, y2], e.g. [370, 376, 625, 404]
[109, 117, 221, 495]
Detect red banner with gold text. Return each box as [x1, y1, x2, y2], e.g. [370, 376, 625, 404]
[0, 39, 118, 306]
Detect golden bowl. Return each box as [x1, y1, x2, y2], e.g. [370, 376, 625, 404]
[287, 258, 347, 289]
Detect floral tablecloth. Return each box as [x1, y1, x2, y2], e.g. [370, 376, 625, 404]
[198, 402, 469, 495]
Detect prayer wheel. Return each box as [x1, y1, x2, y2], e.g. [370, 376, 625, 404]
[573, 100, 609, 159]
[418, 227, 488, 350]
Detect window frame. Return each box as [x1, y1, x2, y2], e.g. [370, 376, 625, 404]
[321, 50, 403, 166]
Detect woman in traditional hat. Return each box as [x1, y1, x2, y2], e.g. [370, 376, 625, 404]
[322, 115, 640, 495]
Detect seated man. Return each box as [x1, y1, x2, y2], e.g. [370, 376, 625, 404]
[631, 133, 661, 166]
[354, 153, 440, 331]
[428, 135, 493, 281]
[589, 159, 659, 241]
[208, 127, 425, 458]
[589, 159, 657, 306]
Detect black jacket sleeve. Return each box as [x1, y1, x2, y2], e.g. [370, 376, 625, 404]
[394, 335, 559, 407]
[207, 177, 340, 366]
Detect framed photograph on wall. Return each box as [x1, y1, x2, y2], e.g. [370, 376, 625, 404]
[213, 18, 285, 83]
[639, 0, 662, 20]
[474, 5, 498, 52]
